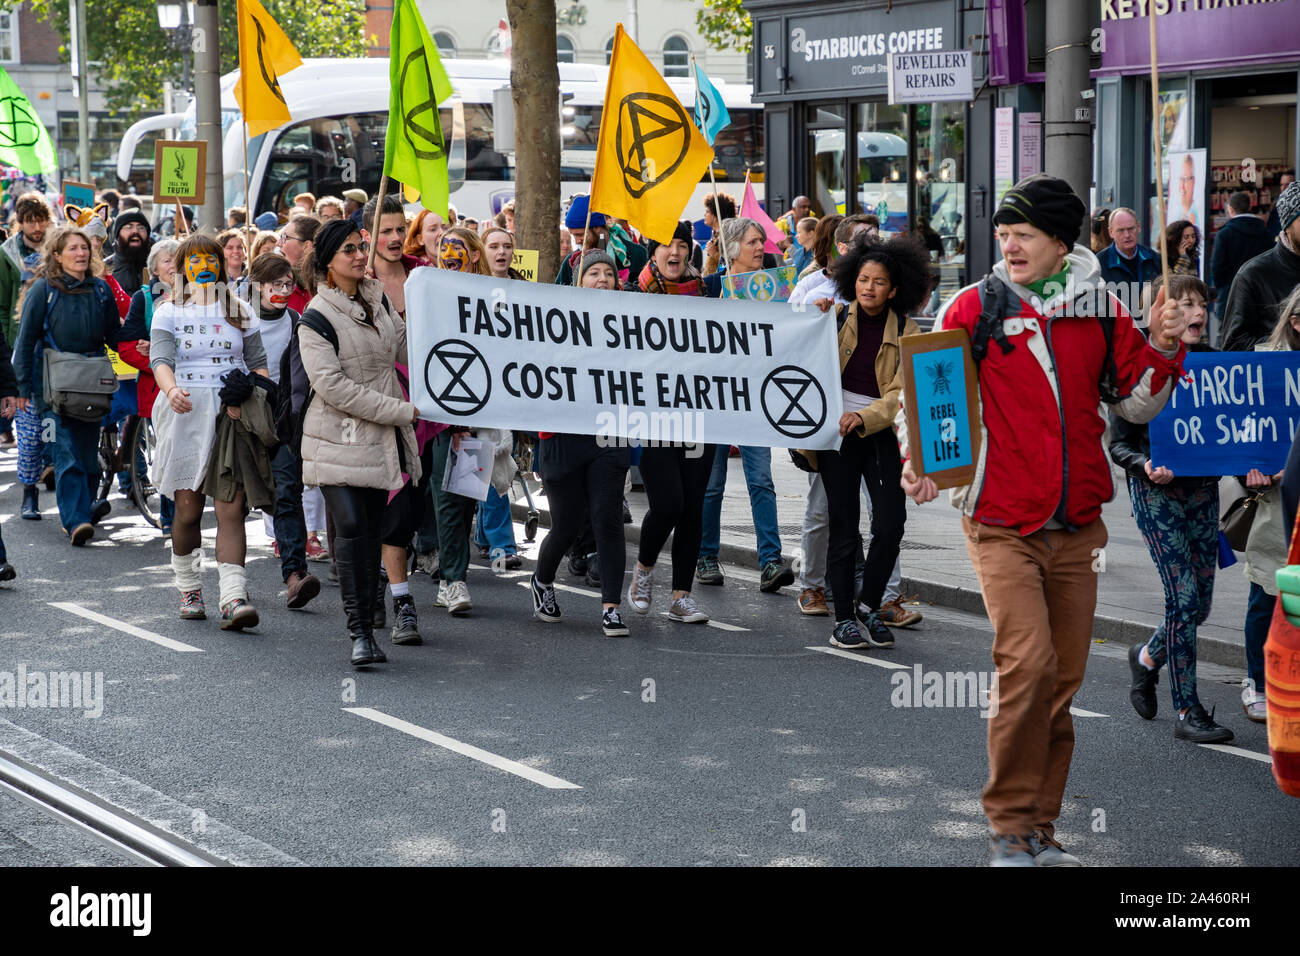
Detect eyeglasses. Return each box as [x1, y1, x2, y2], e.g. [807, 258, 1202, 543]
[267, 279, 294, 293]
[340, 241, 370, 256]
[280, 232, 305, 244]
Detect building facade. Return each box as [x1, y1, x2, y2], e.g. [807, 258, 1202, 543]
[3, 2, 119, 187]
[745, 0, 994, 296]
[407, 0, 749, 83]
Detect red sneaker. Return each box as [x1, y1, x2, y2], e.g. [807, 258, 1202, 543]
[305, 535, 329, 562]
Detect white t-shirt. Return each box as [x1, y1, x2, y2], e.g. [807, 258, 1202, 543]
[789, 269, 844, 307]
[152, 299, 261, 387]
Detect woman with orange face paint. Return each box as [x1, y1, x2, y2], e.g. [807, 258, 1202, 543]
[149, 234, 272, 631]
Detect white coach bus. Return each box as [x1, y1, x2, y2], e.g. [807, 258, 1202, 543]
[116, 57, 764, 228]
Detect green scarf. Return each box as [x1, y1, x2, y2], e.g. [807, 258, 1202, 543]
[1026, 262, 1070, 299]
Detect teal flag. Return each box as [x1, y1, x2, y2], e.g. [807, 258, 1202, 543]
[692, 63, 731, 147]
[0, 66, 56, 174]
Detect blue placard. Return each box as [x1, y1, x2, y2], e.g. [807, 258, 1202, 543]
[912, 345, 973, 471]
[1148, 352, 1300, 476]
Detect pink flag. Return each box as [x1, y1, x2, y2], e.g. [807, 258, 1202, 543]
[740, 175, 785, 255]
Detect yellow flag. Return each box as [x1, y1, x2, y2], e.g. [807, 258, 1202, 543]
[590, 24, 714, 244]
[234, 0, 303, 138]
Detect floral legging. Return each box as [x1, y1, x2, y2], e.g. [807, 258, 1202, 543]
[15, 405, 44, 486]
[1128, 476, 1218, 711]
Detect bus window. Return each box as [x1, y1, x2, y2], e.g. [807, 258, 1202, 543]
[711, 109, 763, 182]
[462, 103, 511, 181]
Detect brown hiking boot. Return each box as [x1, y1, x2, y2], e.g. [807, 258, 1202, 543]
[798, 587, 829, 615]
[878, 596, 922, 628]
[286, 570, 321, 609]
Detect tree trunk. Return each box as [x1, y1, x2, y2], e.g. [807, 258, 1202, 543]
[506, 0, 561, 282]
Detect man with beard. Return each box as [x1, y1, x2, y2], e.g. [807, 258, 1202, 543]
[104, 209, 152, 296]
[363, 194, 418, 316]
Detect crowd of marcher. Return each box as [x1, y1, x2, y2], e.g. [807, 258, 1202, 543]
[3, 170, 1298, 865]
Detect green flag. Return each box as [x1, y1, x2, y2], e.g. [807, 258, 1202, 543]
[384, 0, 453, 216]
[0, 66, 56, 175]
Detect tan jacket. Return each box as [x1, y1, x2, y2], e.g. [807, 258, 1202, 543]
[836, 302, 918, 437]
[798, 303, 918, 470]
[299, 279, 419, 491]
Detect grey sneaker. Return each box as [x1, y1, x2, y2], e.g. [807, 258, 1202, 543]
[668, 594, 709, 623]
[830, 619, 868, 649]
[696, 555, 724, 586]
[989, 833, 1036, 867]
[390, 595, 422, 645]
[1029, 832, 1082, 867]
[445, 579, 472, 615]
[628, 565, 654, 614]
[433, 581, 448, 608]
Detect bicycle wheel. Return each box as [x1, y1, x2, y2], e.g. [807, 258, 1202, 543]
[96, 424, 119, 502]
[124, 415, 163, 529]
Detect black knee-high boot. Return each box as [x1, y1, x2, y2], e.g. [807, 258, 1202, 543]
[336, 535, 383, 667]
[360, 533, 387, 663]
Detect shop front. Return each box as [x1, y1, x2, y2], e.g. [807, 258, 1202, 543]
[746, 0, 995, 300]
[990, 0, 1299, 290]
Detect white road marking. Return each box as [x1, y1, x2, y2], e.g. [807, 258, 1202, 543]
[342, 707, 582, 790]
[805, 645, 910, 670]
[49, 602, 203, 653]
[516, 581, 750, 630]
[1197, 743, 1272, 764]
[1069, 707, 1109, 718]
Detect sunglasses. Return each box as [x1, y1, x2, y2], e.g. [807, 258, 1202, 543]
[340, 241, 370, 256]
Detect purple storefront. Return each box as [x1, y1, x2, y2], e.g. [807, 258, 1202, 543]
[990, 0, 1298, 275]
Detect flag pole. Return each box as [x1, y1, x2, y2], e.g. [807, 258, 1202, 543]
[1147, 12, 1170, 288]
[243, 119, 253, 253]
[692, 53, 730, 280]
[367, 174, 388, 277]
[576, 23, 622, 287]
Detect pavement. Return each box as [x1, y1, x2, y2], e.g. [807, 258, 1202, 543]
[511, 451, 1253, 668]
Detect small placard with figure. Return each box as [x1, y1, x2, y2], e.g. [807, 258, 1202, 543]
[152, 139, 206, 205]
[900, 329, 981, 490]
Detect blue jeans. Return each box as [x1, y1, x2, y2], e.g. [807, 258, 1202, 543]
[271, 442, 308, 582]
[104, 383, 138, 494]
[1245, 582, 1274, 696]
[474, 485, 517, 556]
[47, 412, 100, 532]
[700, 444, 781, 567]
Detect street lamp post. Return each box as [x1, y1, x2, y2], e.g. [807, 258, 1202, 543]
[156, 0, 221, 230]
[155, 0, 194, 95]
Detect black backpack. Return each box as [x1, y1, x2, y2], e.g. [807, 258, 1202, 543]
[281, 308, 338, 457]
[969, 273, 1121, 404]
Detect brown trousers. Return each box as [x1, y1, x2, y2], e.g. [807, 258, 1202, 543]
[963, 515, 1107, 839]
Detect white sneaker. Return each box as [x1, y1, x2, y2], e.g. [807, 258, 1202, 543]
[434, 581, 448, 608]
[668, 594, 709, 624]
[445, 579, 472, 615]
[1243, 699, 1267, 723]
[628, 565, 654, 614]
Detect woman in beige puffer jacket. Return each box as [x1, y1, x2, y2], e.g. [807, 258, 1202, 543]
[298, 219, 420, 668]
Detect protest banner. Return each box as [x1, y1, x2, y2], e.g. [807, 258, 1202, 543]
[152, 140, 206, 205]
[899, 329, 980, 489]
[1148, 351, 1300, 476]
[510, 249, 539, 281]
[405, 269, 844, 449]
[61, 180, 95, 210]
[721, 265, 798, 302]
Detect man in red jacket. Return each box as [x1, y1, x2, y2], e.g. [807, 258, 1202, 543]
[901, 174, 1189, 866]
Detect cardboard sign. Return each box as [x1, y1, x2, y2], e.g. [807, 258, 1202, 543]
[510, 249, 539, 281]
[899, 329, 981, 489]
[61, 179, 96, 210]
[1148, 351, 1300, 476]
[152, 140, 206, 205]
[721, 265, 798, 302]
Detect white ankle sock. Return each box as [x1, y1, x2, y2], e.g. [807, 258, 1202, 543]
[171, 549, 202, 592]
[218, 563, 247, 606]
[390, 580, 410, 598]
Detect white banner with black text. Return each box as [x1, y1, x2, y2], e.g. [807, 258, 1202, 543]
[405, 269, 844, 449]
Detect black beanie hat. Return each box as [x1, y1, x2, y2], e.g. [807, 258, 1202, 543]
[646, 220, 695, 259]
[111, 209, 151, 240]
[992, 174, 1088, 248]
[312, 218, 362, 276]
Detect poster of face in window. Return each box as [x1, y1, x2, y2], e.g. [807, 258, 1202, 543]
[1166, 149, 1207, 231]
[1159, 89, 1189, 161]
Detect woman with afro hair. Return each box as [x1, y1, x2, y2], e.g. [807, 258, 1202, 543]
[821, 234, 933, 651]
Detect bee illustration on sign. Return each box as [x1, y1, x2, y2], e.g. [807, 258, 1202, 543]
[925, 358, 953, 396]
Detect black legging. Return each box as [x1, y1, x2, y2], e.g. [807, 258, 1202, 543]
[537, 441, 629, 604]
[819, 429, 906, 620]
[637, 444, 717, 592]
[323, 485, 387, 538]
